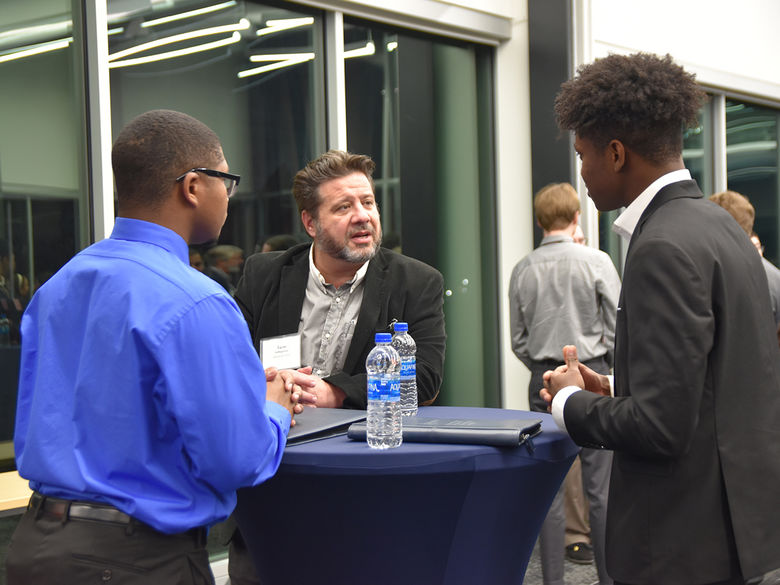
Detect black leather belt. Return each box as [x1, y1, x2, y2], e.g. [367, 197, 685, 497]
[30, 492, 133, 524]
[29, 492, 207, 544]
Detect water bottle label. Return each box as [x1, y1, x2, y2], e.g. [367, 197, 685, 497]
[367, 377, 400, 401]
[400, 357, 416, 380]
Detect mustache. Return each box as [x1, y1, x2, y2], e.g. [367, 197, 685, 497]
[348, 224, 376, 237]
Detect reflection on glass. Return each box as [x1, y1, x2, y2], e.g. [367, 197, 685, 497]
[343, 19, 498, 407]
[107, 0, 325, 253]
[344, 22, 401, 247]
[0, 5, 88, 470]
[726, 99, 779, 265]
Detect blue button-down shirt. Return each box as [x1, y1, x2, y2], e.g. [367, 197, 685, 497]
[14, 218, 289, 533]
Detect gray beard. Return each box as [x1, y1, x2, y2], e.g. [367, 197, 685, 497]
[313, 222, 382, 264]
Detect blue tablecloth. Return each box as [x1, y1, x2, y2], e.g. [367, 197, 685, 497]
[236, 406, 578, 585]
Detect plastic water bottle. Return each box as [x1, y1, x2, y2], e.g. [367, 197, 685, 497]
[391, 322, 418, 416]
[366, 332, 402, 449]
[0, 314, 9, 346]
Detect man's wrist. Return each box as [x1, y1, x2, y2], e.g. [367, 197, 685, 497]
[323, 380, 346, 407]
[551, 386, 581, 433]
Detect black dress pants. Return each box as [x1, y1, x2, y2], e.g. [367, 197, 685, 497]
[6, 497, 213, 585]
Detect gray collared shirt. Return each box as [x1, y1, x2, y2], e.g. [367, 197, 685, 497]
[299, 246, 369, 377]
[508, 234, 621, 367]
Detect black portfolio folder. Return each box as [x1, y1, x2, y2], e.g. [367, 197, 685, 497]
[286, 407, 367, 445]
[347, 416, 542, 448]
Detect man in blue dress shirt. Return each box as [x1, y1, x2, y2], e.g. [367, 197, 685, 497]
[6, 110, 303, 584]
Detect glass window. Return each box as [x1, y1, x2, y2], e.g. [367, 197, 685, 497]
[343, 23, 401, 246]
[726, 99, 779, 266]
[0, 3, 89, 471]
[107, 0, 326, 255]
[344, 19, 499, 407]
[683, 101, 715, 199]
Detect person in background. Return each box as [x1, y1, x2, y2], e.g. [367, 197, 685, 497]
[6, 110, 306, 585]
[564, 220, 595, 566]
[204, 243, 244, 294]
[572, 224, 586, 246]
[258, 234, 299, 253]
[381, 231, 402, 253]
[545, 52, 780, 585]
[750, 231, 764, 255]
[509, 182, 618, 585]
[0, 237, 23, 345]
[189, 246, 205, 272]
[228, 149, 447, 584]
[708, 190, 780, 330]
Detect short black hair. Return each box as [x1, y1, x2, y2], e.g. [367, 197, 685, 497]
[111, 110, 224, 210]
[555, 53, 707, 163]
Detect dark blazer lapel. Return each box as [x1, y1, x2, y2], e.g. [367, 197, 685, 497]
[625, 180, 702, 259]
[277, 247, 310, 334]
[341, 250, 389, 373]
[634, 180, 702, 237]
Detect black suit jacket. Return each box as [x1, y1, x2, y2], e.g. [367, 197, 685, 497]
[563, 181, 780, 584]
[234, 244, 446, 409]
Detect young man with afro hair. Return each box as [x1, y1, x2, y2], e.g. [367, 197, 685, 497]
[541, 53, 780, 585]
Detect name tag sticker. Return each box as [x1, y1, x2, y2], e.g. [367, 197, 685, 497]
[259, 333, 301, 370]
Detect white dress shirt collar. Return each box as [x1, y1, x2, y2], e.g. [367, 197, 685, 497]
[308, 243, 370, 293]
[612, 169, 692, 241]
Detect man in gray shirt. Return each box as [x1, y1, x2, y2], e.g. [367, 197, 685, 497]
[509, 182, 620, 585]
[710, 190, 780, 332]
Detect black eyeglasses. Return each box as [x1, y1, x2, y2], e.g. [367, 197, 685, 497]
[176, 168, 241, 198]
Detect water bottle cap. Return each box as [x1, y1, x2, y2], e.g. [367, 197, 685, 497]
[393, 322, 408, 332]
[375, 332, 392, 343]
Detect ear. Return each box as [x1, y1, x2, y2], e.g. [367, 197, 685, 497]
[301, 210, 317, 238]
[177, 172, 200, 208]
[608, 140, 626, 172]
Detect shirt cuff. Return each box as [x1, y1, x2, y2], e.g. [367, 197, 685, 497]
[551, 386, 581, 433]
[607, 374, 615, 397]
[265, 401, 292, 434]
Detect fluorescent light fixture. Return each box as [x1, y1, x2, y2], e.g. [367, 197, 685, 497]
[109, 19, 249, 62]
[108, 27, 125, 36]
[238, 52, 315, 78]
[141, 1, 237, 28]
[386, 41, 398, 52]
[0, 20, 72, 44]
[256, 17, 314, 37]
[344, 41, 375, 59]
[109, 31, 240, 68]
[0, 38, 72, 64]
[248, 52, 315, 62]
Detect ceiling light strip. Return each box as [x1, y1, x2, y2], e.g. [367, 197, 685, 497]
[238, 54, 314, 78]
[109, 32, 240, 68]
[0, 38, 71, 64]
[256, 17, 314, 37]
[109, 19, 249, 61]
[141, 1, 237, 28]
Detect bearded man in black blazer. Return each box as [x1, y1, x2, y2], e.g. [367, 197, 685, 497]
[235, 150, 446, 409]
[227, 149, 446, 585]
[542, 53, 780, 585]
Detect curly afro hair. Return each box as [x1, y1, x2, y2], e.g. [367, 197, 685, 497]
[554, 53, 707, 164]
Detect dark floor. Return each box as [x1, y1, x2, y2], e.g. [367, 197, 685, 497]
[522, 541, 780, 585]
[4, 518, 780, 585]
[523, 540, 599, 585]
